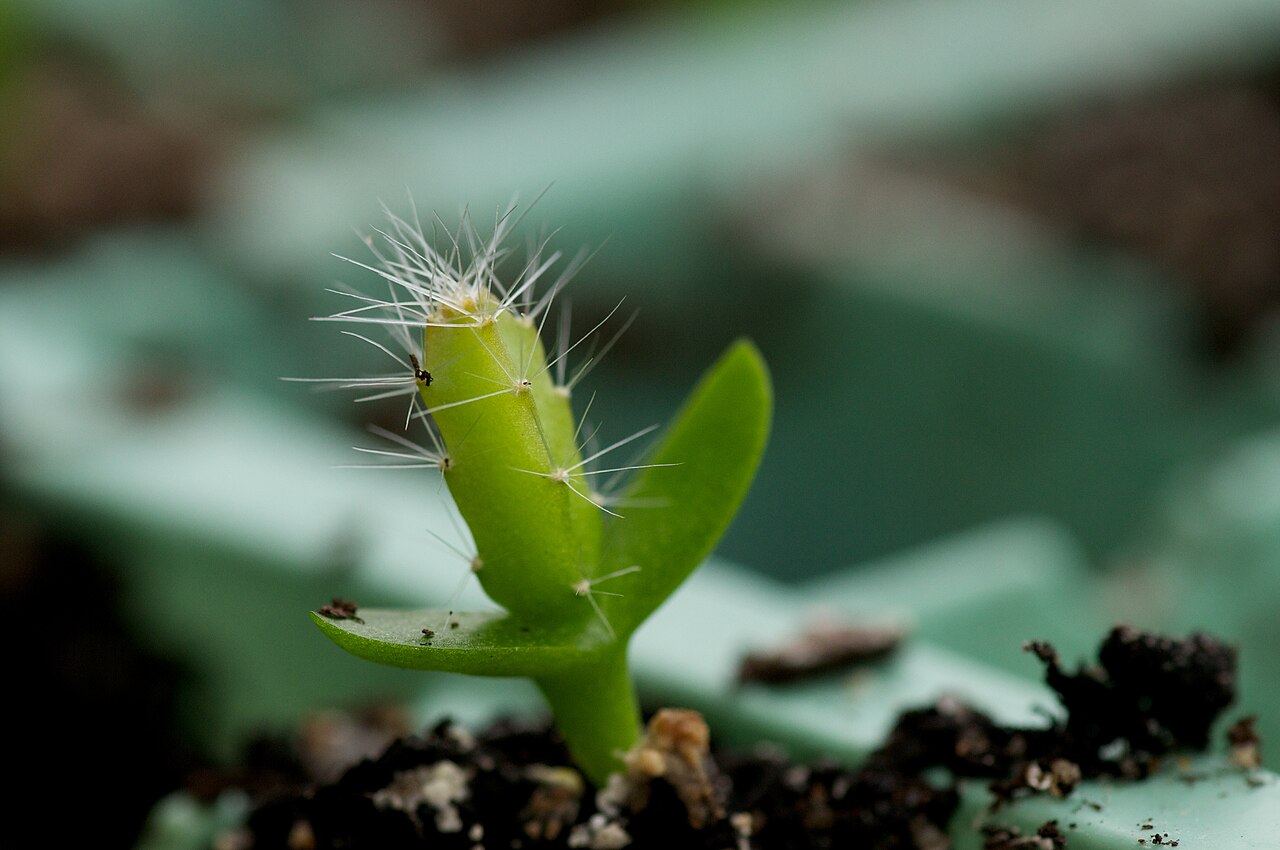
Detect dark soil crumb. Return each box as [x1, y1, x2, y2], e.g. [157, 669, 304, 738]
[981, 820, 1067, 849]
[221, 626, 1239, 849]
[942, 626, 1239, 807]
[737, 621, 906, 685]
[1023, 626, 1236, 776]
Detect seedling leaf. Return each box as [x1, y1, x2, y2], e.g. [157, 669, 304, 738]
[310, 608, 611, 677]
[600, 339, 772, 636]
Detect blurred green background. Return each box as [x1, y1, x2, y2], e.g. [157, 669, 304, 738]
[6, 0, 1280, 845]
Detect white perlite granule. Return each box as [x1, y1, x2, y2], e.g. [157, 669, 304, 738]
[421, 761, 470, 832]
[371, 760, 472, 834]
[567, 813, 632, 850]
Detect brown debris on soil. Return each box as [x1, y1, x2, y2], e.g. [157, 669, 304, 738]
[1227, 716, 1263, 770]
[606, 709, 724, 829]
[737, 620, 906, 685]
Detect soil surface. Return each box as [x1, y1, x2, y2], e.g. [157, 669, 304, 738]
[744, 69, 1280, 361]
[208, 626, 1245, 849]
[3, 511, 203, 849]
[0, 54, 212, 254]
[940, 76, 1280, 360]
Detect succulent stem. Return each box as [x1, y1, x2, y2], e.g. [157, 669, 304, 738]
[535, 644, 641, 784]
[421, 306, 602, 622]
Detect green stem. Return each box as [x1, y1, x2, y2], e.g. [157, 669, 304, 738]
[535, 644, 641, 786]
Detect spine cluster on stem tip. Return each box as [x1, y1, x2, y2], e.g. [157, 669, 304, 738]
[305, 200, 654, 630]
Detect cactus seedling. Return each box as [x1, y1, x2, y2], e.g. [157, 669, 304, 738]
[308, 202, 772, 784]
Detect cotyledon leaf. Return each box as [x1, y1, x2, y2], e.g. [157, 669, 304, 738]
[599, 338, 773, 638]
[310, 608, 614, 678]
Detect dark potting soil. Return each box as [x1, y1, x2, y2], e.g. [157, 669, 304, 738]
[215, 626, 1245, 850]
[0, 54, 212, 255]
[2, 511, 204, 849]
[745, 70, 1280, 362]
[935, 76, 1280, 360]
